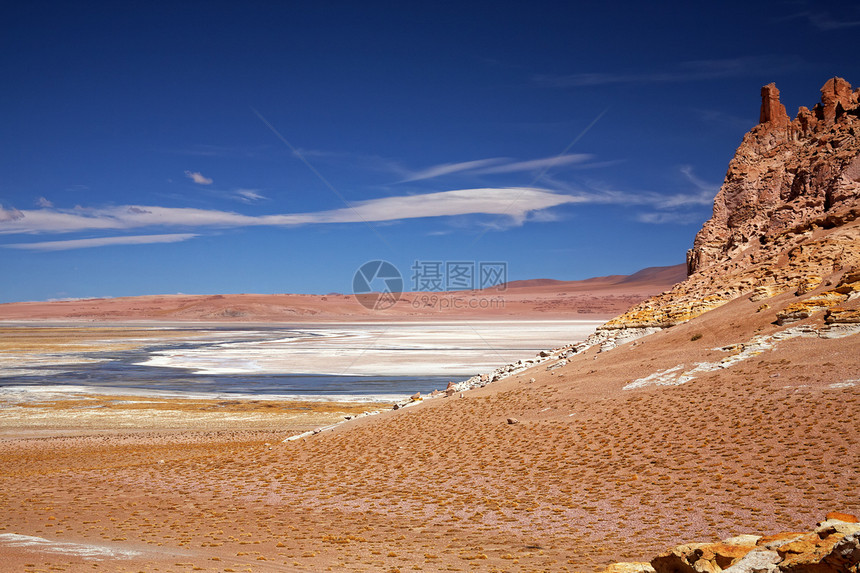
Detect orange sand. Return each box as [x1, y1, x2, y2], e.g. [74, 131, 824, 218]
[0, 297, 858, 572]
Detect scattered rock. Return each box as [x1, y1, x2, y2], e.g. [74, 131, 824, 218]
[723, 535, 763, 547]
[776, 291, 847, 324]
[750, 286, 786, 302]
[621, 514, 860, 573]
[722, 549, 781, 573]
[600, 563, 655, 573]
[651, 541, 755, 573]
[826, 512, 859, 523]
[825, 307, 860, 324]
[795, 275, 822, 295]
[506, 418, 518, 425]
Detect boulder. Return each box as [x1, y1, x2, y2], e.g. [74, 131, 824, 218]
[601, 563, 656, 573]
[722, 549, 781, 573]
[825, 308, 860, 324]
[651, 542, 755, 573]
[826, 512, 859, 523]
[774, 521, 860, 572]
[821, 531, 860, 572]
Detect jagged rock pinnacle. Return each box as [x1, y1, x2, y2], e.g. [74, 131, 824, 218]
[759, 82, 789, 126]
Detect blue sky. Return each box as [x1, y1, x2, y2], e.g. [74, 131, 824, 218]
[1, 1, 859, 302]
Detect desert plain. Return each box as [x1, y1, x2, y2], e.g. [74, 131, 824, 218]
[0, 277, 858, 573]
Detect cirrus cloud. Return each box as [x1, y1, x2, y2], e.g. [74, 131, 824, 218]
[0, 188, 583, 236]
[3, 233, 200, 251]
[184, 170, 213, 185]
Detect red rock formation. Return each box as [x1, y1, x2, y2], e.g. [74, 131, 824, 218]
[820, 76, 855, 123]
[607, 78, 860, 330]
[690, 77, 860, 276]
[760, 83, 789, 127]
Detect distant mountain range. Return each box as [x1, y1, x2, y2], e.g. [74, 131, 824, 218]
[0, 264, 686, 322]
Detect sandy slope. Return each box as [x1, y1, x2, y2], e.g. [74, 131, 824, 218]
[0, 294, 857, 572]
[0, 264, 685, 322]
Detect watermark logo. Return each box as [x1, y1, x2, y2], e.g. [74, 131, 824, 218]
[354, 259, 508, 312]
[411, 261, 507, 291]
[353, 260, 403, 310]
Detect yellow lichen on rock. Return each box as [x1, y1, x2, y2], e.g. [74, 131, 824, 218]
[776, 290, 847, 324]
[602, 296, 728, 329]
[825, 307, 860, 324]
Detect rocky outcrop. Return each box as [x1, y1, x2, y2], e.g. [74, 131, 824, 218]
[760, 83, 790, 127]
[605, 78, 860, 331]
[601, 514, 860, 573]
[689, 77, 860, 276]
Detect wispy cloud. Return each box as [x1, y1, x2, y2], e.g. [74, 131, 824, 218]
[474, 154, 592, 175]
[692, 108, 755, 131]
[36, 197, 53, 208]
[234, 189, 266, 203]
[184, 170, 213, 185]
[0, 188, 584, 235]
[293, 148, 412, 178]
[400, 158, 506, 182]
[1, 167, 719, 243]
[635, 212, 705, 225]
[167, 144, 272, 158]
[536, 165, 717, 225]
[4, 233, 199, 251]
[0, 205, 25, 221]
[400, 153, 594, 183]
[534, 56, 803, 88]
[779, 9, 860, 30]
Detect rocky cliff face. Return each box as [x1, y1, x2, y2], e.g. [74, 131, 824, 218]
[603, 78, 860, 330]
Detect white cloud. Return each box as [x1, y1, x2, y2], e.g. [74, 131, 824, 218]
[0, 206, 25, 222]
[184, 170, 213, 185]
[234, 189, 266, 203]
[400, 153, 594, 182]
[635, 212, 704, 225]
[4, 233, 199, 251]
[0, 171, 717, 238]
[473, 154, 592, 174]
[400, 158, 507, 182]
[37, 197, 53, 208]
[0, 188, 582, 235]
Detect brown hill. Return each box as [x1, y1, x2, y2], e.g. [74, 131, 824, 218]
[502, 264, 686, 292]
[0, 264, 685, 322]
